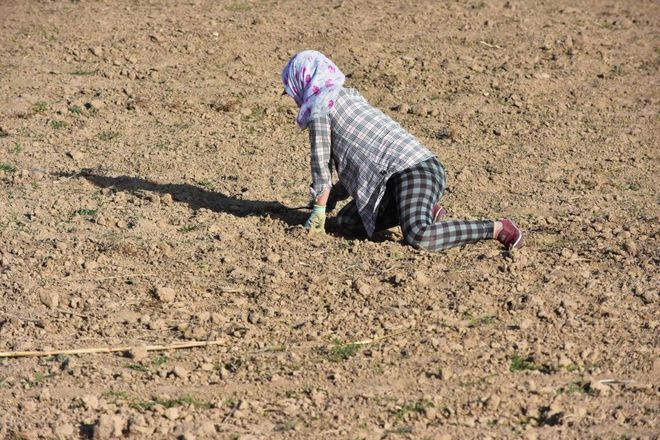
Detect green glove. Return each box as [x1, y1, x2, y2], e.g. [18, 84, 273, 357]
[305, 204, 326, 233]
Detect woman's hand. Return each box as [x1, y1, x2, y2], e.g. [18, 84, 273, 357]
[305, 204, 326, 233]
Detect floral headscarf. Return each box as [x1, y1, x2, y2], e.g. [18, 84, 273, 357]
[282, 50, 346, 129]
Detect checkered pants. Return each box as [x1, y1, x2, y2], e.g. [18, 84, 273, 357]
[336, 157, 493, 251]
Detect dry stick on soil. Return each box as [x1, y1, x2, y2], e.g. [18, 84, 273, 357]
[0, 340, 225, 359]
[95, 273, 156, 281]
[479, 40, 502, 49]
[0, 327, 413, 359]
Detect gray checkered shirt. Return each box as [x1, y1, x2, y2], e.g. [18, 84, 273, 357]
[308, 88, 435, 236]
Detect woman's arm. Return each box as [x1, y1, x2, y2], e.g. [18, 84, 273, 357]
[303, 115, 333, 232]
[308, 115, 333, 206]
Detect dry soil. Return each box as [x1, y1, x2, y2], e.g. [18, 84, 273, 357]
[0, 0, 658, 439]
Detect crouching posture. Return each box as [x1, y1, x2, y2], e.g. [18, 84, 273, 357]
[282, 50, 523, 251]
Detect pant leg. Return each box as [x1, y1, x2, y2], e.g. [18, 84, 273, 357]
[392, 158, 493, 251]
[335, 190, 399, 237]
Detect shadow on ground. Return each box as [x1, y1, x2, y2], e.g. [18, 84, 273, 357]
[57, 169, 310, 227]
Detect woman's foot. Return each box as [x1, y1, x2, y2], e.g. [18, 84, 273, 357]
[494, 219, 523, 250]
[432, 203, 446, 222]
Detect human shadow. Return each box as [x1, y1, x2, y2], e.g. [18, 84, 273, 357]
[58, 169, 309, 227]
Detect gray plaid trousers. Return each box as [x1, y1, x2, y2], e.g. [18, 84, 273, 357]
[336, 157, 493, 251]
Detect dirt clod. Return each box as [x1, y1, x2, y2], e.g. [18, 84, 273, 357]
[39, 291, 59, 309]
[128, 345, 148, 361]
[172, 365, 188, 379]
[155, 287, 176, 303]
[94, 414, 125, 439]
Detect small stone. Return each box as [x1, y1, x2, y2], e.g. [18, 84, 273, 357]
[164, 407, 179, 421]
[196, 421, 216, 436]
[413, 270, 430, 286]
[83, 260, 99, 270]
[155, 286, 176, 303]
[265, 252, 280, 263]
[434, 128, 455, 140]
[641, 291, 657, 304]
[211, 313, 224, 324]
[558, 355, 573, 367]
[456, 168, 471, 182]
[573, 405, 587, 419]
[439, 367, 453, 380]
[66, 150, 82, 161]
[82, 394, 99, 410]
[200, 363, 214, 372]
[95, 214, 108, 226]
[240, 107, 252, 117]
[392, 272, 406, 285]
[493, 127, 503, 136]
[117, 310, 140, 324]
[161, 193, 173, 205]
[247, 312, 261, 324]
[55, 423, 75, 437]
[623, 240, 637, 255]
[523, 432, 538, 440]
[172, 365, 188, 379]
[90, 46, 103, 57]
[38, 388, 51, 401]
[128, 345, 148, 361]
[40, 291, 59, 309]
[184, 325, 206, 339]
[412, 105, 429, 116]
[397, 103, 410, 114]
[148, 319, 167, 330]
[21, 401, 37, 411]
[94, 414, 124, 439]
[353, 279, 371, 296]
[485, 395, 500, 410]
[88, 99, 105, 110]
[196, 311, 211, 323]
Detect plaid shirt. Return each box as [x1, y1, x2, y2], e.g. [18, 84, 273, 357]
[308, 88, 435, 236]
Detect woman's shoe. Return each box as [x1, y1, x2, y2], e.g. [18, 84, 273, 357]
[497, 218, 523, 250]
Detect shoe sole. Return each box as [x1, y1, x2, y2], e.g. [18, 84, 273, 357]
[510, 233, 524, 250]
[507, 220, 524, 250]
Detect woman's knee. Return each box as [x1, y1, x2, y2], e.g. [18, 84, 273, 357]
[402, 225, 431, 250]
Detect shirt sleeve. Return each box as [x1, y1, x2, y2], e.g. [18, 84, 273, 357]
[308, 115, 333, 199]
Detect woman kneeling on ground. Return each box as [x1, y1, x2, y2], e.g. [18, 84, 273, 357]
[281, 50, 523, 252]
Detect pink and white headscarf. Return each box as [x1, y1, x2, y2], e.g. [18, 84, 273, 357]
[282, 50, 346, 129]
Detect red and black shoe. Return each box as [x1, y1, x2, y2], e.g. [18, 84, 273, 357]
[497, 218, 524, 250]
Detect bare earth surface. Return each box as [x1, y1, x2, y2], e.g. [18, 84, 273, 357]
[1, 1, 658, 439]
